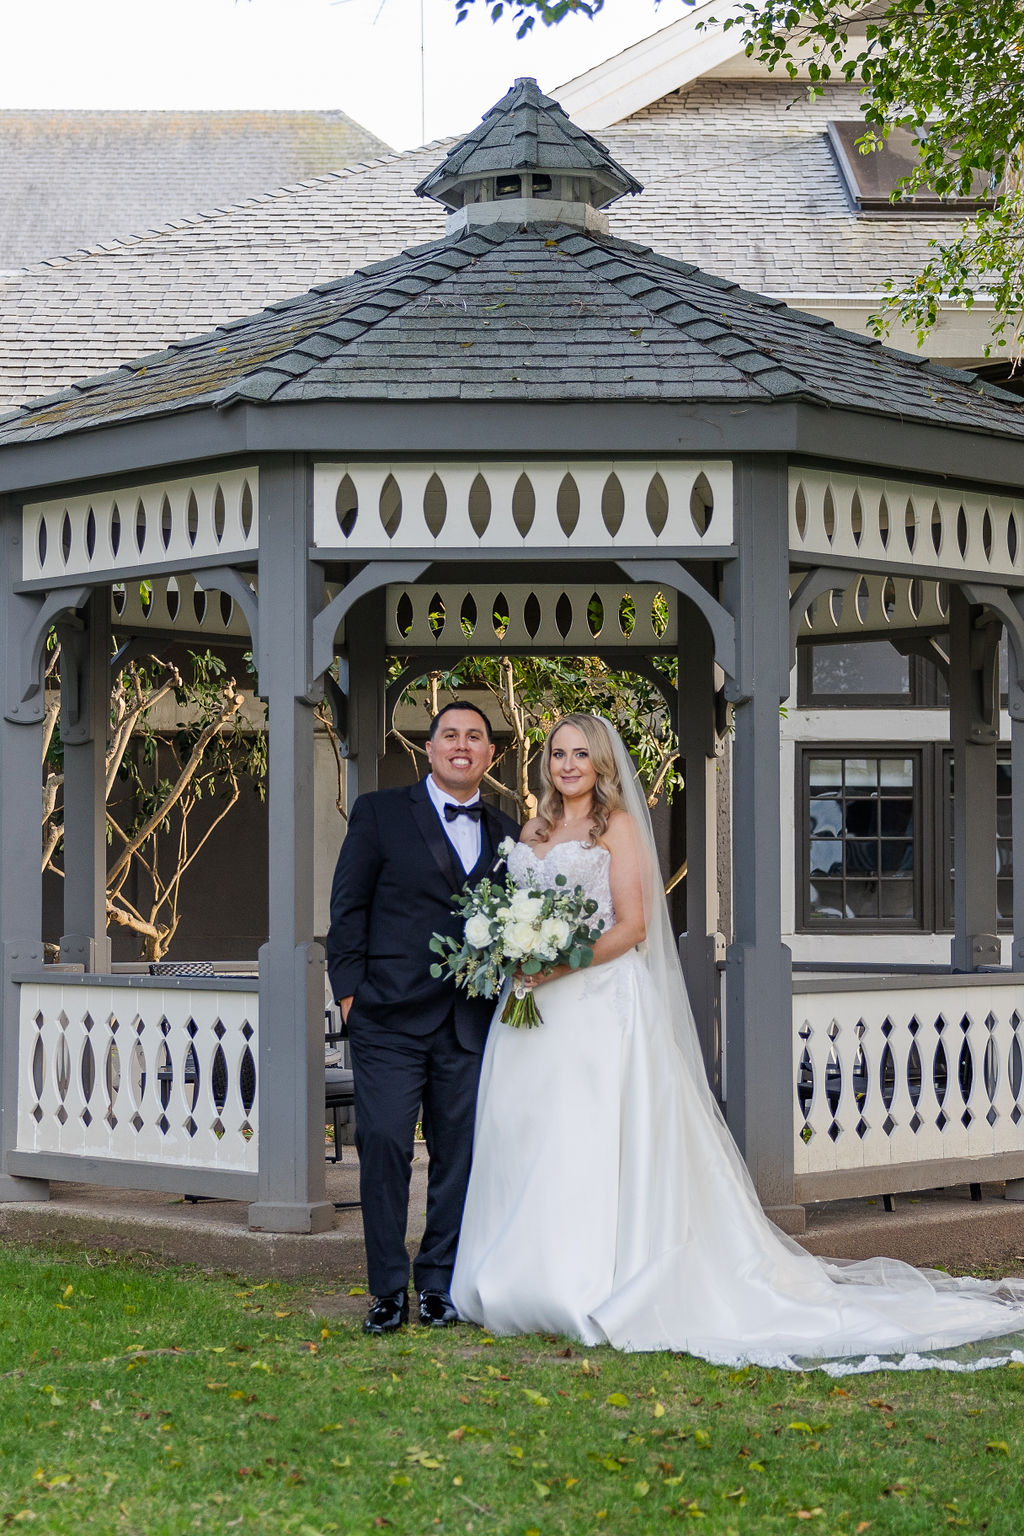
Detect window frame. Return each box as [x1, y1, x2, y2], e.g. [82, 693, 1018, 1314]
[797, 744, 933, 933]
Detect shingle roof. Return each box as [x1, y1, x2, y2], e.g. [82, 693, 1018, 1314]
[2, 218, 1022, 445]
[415, 76, 642, 207]
[0, 109, 390, 271]
[0, 81, 979, 412]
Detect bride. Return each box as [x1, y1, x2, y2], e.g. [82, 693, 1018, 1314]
[451, 714, 1024, 1372]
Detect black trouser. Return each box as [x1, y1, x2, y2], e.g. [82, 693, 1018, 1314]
[346, 1010, 483, 1296]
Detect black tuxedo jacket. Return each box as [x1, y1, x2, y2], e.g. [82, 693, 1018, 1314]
[326, 780, 520, 1053]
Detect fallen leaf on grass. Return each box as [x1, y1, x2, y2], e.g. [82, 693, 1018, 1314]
[522, 1389, 549, 1407]
[986, 1440, 1010, 1454]
[606, 1393, 629, 1408]
[792, 1510, 824, 1520]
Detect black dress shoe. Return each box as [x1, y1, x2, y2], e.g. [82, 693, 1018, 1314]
[418, 1289, 458, 1328]
[363, 1289, 408, 1335]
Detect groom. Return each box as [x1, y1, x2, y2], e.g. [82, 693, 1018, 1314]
[326, 701, 519, 1334]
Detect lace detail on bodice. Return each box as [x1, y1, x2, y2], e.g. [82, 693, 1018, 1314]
[507, 840, 615, 930]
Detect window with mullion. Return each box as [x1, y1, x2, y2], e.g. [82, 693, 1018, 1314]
[802, 750, 921, 929]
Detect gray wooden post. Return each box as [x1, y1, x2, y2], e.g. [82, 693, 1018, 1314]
[58, 590, 111, 971]
[0, 505, 49, 1200]
[677, 598, 724, 1098]
[721, 457, 800, 1228]
[1012, 601, 1024, 976]
[948, 589, 1000, 971]
[345, 588, 386, 803]
[248, 458, 334, 1234]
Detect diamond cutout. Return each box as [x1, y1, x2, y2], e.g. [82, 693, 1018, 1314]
[184, 1117, 197, 1138]
[882, 1114, 895, 1136]
[827, 1123, 841, 1142]
[131, 1111, 144, 1132]
[936, 1109, 948, 1130]
[961, 1109, 973, 1128]
[32, 1105, 42, 1123]
[81, 1108, 92, 1127]
[56, 1106, 67, 1125]
[855, 1118, 868, 1139]
[242, 1021, 254, 1041]
[212, 1117, 225, 1137]
[186, 1018, 198, 1038]
[987, 1106, 998, 1126]
[1014, 1105, 1022, 1125]
[157, 1114, 169, 1134]
[910, 1112, 921, 1133]
[881, 1017, 893, 1037]
[213, 1019, 226, 1039]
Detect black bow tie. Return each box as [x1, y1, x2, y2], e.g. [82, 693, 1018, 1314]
[444, 802, 483, 822]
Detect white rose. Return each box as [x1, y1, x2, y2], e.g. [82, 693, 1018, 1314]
[540, 917, 570, 953]
[498, 836, 516, 858]
[464, 913, 493, 949]
[510, 888, 544, 921]
[503, 919, 541, 958]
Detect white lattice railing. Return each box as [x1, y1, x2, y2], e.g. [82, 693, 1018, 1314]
[790, 467, 1024, 579]
[16, 980, 258, 1174]
[22, 469, 258, 582]
[313, 460, 733, 552]
[387, 583, 676, 650]
[794, 977, 1024, 1194]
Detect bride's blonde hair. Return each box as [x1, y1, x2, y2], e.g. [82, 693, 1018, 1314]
[534, 714, 624, 844]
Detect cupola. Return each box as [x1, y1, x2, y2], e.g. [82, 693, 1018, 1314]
[414, 76, 642, 235]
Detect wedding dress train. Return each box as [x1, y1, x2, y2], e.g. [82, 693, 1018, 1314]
[451, 839, 1024, 1373]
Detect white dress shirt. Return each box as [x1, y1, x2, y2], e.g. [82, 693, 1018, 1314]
[426, 774, 483, 874]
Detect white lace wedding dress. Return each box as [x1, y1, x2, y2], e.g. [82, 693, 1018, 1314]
[451, 839, 1024, 1373]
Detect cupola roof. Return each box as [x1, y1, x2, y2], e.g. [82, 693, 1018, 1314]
[414, 76, 642, 224]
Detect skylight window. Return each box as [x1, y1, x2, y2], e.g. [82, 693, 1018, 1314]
[827, 122, 996, 215]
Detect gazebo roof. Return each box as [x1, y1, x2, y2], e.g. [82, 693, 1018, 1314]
[414, 76, 642, 209]
[2, 217, 1024, 448]
[2, 74, 1024, 454]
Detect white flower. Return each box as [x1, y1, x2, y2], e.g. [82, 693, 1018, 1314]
[540, 916, 570, 952]
[510, 888, 544, 921]
[503, 919, 542, 959]
[498, 836, 516, 858]
[464, 913, 493, 949]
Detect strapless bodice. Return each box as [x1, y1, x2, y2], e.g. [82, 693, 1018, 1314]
[507, 839, 614, 930]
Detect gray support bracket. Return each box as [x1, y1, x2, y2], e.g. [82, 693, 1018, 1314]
[616, 559, 737, 691]
[787, 566, 851, 668]
[55, 614, 88, 744]
[893, 633, 951, 682]
[194, 567, 260, 654]
[311, 561, 428, 683]
[962, 584, 1024, 723]
[7, 585, 91, 724]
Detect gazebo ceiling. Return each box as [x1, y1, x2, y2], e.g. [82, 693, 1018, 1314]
[0, 79, 1023, 461]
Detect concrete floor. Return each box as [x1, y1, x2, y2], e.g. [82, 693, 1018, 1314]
[2, 1147, 1024, 1284]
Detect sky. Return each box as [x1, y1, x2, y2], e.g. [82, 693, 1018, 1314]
[0, 0, 680, 151]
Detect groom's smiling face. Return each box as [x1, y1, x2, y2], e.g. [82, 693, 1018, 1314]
[426, 709, 495, 801]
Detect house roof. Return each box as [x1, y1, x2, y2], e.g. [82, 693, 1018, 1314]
[415, 76, 642, 207]
[0, 78, 975, 411]
[0, 109, 390, 272]
[1, 214, 1021, 448]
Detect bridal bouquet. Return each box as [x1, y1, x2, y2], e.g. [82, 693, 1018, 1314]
[429, 839, 605, 1028]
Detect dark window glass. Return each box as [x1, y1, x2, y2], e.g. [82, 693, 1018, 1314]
[805, 754, 919, 926]
[811, 641, 910, 698]
[827, 122, 997, 214]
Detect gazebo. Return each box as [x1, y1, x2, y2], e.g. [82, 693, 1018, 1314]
[1, 79, 1023, 1235]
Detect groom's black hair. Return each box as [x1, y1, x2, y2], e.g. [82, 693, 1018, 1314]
[428, 699, 494, 744]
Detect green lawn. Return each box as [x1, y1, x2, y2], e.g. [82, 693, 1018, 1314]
[0, 1244, 1021, 1535]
